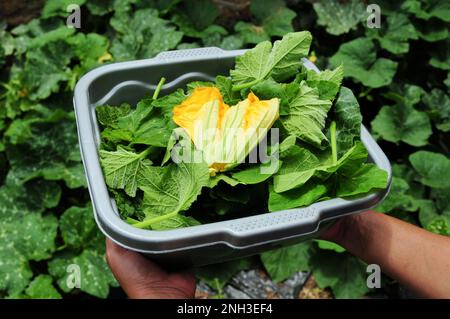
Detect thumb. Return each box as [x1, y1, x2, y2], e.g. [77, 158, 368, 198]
[105, 238, 196, 299]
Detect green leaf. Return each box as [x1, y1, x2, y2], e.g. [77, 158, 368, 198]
[230, 31, 312, 89]
[59, 205, 96, 249]
[312, 0, 367, 35]
[5, 118, 40, 145]
[431, 187, 450, 214]
[310, 250, 370, 299]
[220, 35, 244, 50]
[409, 151, 450, 188]
[371, 103, 432, 146]
[0, 27, 15, 57]
[429, 39, 450, 70]
[376, 177, 418, 213]
[42, 0, 86, 18]
[251, 78, 300, 114]
[250, 0, 287, 22]
[6, 116, 84, 189]
[85, 0, 117, 15]
[336, 164, 388, 197]
[417, 199, 450, 234]
[171, 12, 226, 40]
[234, 22, 270, 45]
[0, 246, 33, 297]
[445, 72, 450, 90]
[195, 258, 253, 290]
[282, 82, 332, 148]
[269, 141, 373, 201]
[48, 249, 117, 298]
[235, 4, 296, 45]
[331, 87, 362, 156]
[41, 162, 87, 189]
[67, 33, 111, 83]
[330, 38, 398, 88]
[414, 18, 449, 42]
[0, 179, 61, 222]
[186, 81, 214, 91]
[269, 182, 328, 212]
[422, 88, 450, 132]
[111, 8, 183, 61]
[100, 146, 152, 197]
[231, 162, 278, 185]
[215, 76, 240, 106]
[366, 13, 418, 54]
[27, 27, 75, 49]
[317, 141, 369, 177]
[0, 213, 58, 261]
[25, 275, 61, 299]
[139, 211, 200, 230]
[402, 0, 450, 22]
[232, 142, 280, 185]
[383, 84, 425, 107]
[208, 174, 241, 188]
[261, 6, 296, 37]
[152, 88, 187, 112]
[426, 218, 450, 236]
[111, 99, 174, 147]
[316, 240, 346, 253]
[137, 161, 209, 225]
[306, 65, 344, 101]
[22, 41, 74, 100]
[110, 189, 141, 220]
[273, 146, 319, 193]
[261, 241, 311, 282]
[180, 0, 219, 31]
[5, 106, 69, 145]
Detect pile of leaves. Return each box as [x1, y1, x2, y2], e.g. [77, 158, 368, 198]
[0, 0, 448, 299]
[97, 31, 388, 231]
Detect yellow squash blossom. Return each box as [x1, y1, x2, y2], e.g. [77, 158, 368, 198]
[173, 87, 279, 175]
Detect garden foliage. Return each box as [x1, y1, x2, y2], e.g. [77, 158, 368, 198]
[0, 0, 448, 299]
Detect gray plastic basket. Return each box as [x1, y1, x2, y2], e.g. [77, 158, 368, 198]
[73, 47, 392, 267]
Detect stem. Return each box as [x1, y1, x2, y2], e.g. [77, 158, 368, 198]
[213, 278, 225, 299]
[131, 211, 178, 229]
[152, 77, 166, 100]
[231, 79, 260, 91]
[56, 244, 67, 251]
[330, 121, 337, 165]
[139, 147, 152, 159]
[126, 217, 139, 224]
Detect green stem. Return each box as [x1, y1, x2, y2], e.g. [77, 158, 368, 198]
[152, 77, 166, 100]
[56, 244, 67, 251]
[330, 121, 337, 165]
[212, 278, 225, 299]
[126, 217, 139, 224]
[231, 79, 260, 92]
[139, 147, 152, 159]
[131, 211, 178, 229]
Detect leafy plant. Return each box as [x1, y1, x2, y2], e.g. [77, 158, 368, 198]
[0, 0, 449, 299]
[98, 32, 388, 231]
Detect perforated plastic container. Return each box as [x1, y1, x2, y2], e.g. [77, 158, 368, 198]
[73, 47, 392, 267]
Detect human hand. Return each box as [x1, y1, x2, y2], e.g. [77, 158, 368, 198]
[320, 210, 450, 298]
[105, 239, 196, 299]
[320, 210, 374, 253]
[320, 212, 358, 245]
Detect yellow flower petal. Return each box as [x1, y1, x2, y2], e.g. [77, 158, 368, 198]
[172, 87, 229, 141]
[172, 87, 279, 174]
